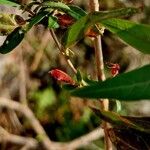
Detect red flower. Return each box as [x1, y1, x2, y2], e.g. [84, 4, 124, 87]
[49, 69, 75, 85]
[106, 63, 120, 77]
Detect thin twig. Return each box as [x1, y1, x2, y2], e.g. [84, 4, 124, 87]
[66, 127, 104, 149]
[47, 127, 104, 150]
[0, 126, 38, 149]
[0, 98, 52, 150]
[89, 0, 112, 150]
[49, 29, 77, 74]
[0, 97, 104, 150]
[2, 93, 23, 133]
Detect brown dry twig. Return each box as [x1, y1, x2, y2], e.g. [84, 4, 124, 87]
[65, 127, 104, 149]
[49, 29, 77, 74]
[0, 97, 52, 150]
[0, 97, 104, 150]
[89, 0, 112, 150]
[0, 126, 38, 149]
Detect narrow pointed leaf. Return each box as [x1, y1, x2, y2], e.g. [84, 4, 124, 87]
[92, 108, 150, 132]
[93, 108, 150, 149]
[28, 11, 49, 30]
[42, 1, 70, 11]
[63, 15, 88, 47]
[62, 7, 138, 48]
[0, 27, 24, 54]
[100, 18, 150, 54]
[76, 70, 82, 83]
[48, 16, 59, 29]
[71, 65, 150, 100]
[67, 5, 86, 20]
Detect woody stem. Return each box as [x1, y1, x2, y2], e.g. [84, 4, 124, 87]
[89, 0, 112, 150]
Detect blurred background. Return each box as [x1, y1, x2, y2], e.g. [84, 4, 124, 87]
[0, 0, 150, 149]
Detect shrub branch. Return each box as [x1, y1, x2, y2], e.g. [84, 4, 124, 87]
[89, 0, 112, 150]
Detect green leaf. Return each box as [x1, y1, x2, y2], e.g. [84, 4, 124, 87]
[42, 2, 86, 20]
[63, 7, 138, 48]
[0, 0, 19, 7]
[62, 15, 89, 47]
[100, 18, 150, 54]
[76, 70, 82, 83]
[0, 27, 24, 54]
[92, 108, 150, 132]
[28, 11, 49, 30]
[0, 13, 18, 35]
[48, 16, 59, 29]
[42, 1, 70, 11]
[71, 65, 150, 100]
[92, 107, 150, 149]
[92, 108, 146, 132]
[67, 5, 86, 20]
[62, 84, 77, 90]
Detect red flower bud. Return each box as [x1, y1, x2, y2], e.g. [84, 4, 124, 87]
[106, 63, 120, 77]
[49, 69, 75, 85]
